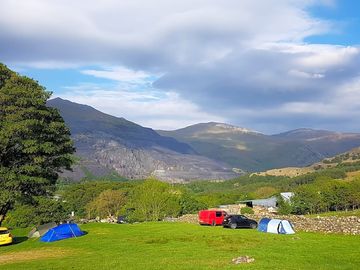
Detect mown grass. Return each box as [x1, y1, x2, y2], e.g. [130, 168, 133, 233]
[0, 222, 359, 270]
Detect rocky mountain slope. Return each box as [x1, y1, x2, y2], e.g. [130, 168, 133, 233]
[159, 123, 360, 172]
[48, 98, 238, 182]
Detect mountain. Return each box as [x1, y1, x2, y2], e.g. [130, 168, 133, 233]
[254, 146, 360, 178]
[158, 123, 360, 172]
[272, 128, 336, 140]
[47, 98, 238, 182]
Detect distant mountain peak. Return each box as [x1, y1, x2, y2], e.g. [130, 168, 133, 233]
[207, 122, 258, 134]
[273, 128, 337, 140]
[170, 122, 260, 135]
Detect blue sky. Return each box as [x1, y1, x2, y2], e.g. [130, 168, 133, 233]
[1, 0, 360, 133]
[306, 0, 360, 45]
[13, 67, 113, 93]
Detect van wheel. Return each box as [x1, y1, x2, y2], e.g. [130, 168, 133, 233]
[211, 221, 216, 226]
[230, 223, 237, 229]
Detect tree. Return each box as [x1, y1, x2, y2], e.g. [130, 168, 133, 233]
[62, 181, 135, 218]
[179, 193, 207, 215]
[276, 195, 292, 215]
[86, 189, 127, 219]
[0, 63, 74, 225]
[291, 185, 325, 214]
[348, 179, 360, 210]
[127, 178, 181, 221]
[3, 197, 68, 228]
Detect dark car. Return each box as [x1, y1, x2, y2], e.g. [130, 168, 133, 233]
[222, 215, 258, 229]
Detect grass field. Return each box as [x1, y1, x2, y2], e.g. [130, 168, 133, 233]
[307, 209, 360, 217]
[1, 222, 359, 270]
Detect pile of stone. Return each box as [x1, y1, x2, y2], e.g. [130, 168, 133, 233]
[176, 214, 199, 224]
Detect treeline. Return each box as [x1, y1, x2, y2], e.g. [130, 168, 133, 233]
[5, 158, 360, 227]
[4, 179, 207, 228]
[279, 178, 360, 215]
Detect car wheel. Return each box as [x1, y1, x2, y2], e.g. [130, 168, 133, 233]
[250, 223, 257, 229]
[230, 223, 237, 229]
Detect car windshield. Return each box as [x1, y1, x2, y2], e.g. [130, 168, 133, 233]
[0, 230, 9, 234]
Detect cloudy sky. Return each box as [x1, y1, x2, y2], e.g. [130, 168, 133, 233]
[1, 0, 359, 133]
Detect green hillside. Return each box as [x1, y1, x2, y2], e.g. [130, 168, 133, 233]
[159, 123, 360, 172]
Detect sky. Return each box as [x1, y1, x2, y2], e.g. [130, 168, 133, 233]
[0, 0, 360, 134]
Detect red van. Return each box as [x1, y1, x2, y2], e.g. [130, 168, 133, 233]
[198, 210, 228, 226]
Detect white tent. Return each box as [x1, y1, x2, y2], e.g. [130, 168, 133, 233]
[28, 222, 57, 238]
[258, 218, 295, 234]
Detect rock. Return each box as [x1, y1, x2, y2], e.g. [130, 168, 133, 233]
[232, 256, 255, 264]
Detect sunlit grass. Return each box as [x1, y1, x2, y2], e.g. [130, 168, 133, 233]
[1, 222, 359, 270]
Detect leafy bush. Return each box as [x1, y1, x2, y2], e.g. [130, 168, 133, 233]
[126, 178, 182, 222]
[240, 207, 254, 214]
[277, 195, 292, 215]
[86, 189, 127, 219]
[179, 194, 208, 215]
[3, 197, 68, 228]
[62, 181, 138, 218]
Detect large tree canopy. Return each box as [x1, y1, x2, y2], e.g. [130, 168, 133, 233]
[0, 63, 74, 224]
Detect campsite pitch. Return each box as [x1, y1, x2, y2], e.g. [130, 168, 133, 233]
[0, 222, 359, 270]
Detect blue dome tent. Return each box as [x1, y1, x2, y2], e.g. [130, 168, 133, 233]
[258, 218, 295, 234]
[40, 223, 84, 242]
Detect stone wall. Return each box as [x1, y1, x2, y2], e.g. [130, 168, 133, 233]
[175, 214, 360, 235]
[255, 214, 360, 235]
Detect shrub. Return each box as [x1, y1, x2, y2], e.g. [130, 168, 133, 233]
[240, 207, 254, 214]
[86, 189, 127, 219]
[127, 178, 181, 222]
[277, 195, 292, 215]
[3, 197, 68, 228]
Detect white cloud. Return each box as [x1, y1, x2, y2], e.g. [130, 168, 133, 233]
[58, 84, 225, 130]
[1, 0, 360, 133]
[81, 67, 156, 83]
[0, 0, 332, 66]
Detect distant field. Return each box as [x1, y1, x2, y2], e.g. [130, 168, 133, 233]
[1, 222, 359, 270]
[307, 209, 360, 218]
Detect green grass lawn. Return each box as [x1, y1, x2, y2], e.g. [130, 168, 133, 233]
[1, 222, 359, 270]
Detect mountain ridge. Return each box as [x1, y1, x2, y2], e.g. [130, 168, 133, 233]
[48, 98, 360, 180]
[47, 98, 239, 182]
[158, 122, 360, 172]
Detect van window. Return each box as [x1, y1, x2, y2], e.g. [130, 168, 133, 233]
[215, 211, 222, 217]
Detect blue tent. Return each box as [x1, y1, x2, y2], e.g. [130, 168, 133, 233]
[40, 223, 84, 242]
[258, 218, 295, 234]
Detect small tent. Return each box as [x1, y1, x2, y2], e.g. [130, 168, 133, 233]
[258, 218, 295, 234]
[40, 223, 84, 242]
[28, 222, 57, 238]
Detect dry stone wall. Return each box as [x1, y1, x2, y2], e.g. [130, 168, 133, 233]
[175, 214, 360, 235]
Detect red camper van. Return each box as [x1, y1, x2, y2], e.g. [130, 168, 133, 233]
[198, 210, 228, 226]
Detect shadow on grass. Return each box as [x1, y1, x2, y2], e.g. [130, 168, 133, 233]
[13, 236, 28, 245]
